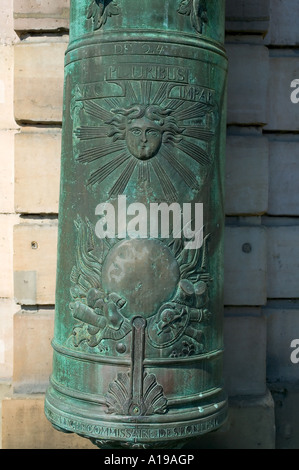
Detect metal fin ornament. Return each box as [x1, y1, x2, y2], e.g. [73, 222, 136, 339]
[45, 0, 228, 449]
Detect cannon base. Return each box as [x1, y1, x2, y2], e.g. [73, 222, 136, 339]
[45, 384, 227, 449]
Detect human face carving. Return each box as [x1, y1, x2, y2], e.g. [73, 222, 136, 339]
[126, 117, 162, 160]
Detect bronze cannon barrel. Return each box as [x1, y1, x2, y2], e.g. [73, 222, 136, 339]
[45, 0, 228, 449]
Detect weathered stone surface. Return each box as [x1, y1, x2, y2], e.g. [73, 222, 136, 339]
[0, 0, 18, 45]
[265, 0, 299, 45]
[225, 135, 268, 215]
[224, 311, 267, 396]
[267, 226, 299, 298]
[226, 0, 270, 33]
[0, 300, 19, 381]
[0, 383, 12, 449]
[14, 39, 67, 123]
[270, 384, 299, 449]
[15, 128, 61, 214]
[226, 44, 269, 125]
[14, 0, 70, 32]
[224, 225, 267, 306]
[0, 214, 19, 298]
[183, 391, 275, 449]
[0, 131, 15, 213]
[0, 45, 17, 128]
[13, 222, 57, 305]
[266, 306, 299, 383]
[2, 396, 95, 449]
[268, 138, 299, 215]
[13, 311, 54, 393]
[265, 54, 299, 131]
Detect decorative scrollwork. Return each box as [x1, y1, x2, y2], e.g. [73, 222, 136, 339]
[69, 215, 131, 349]
[178, 0, 208, 34]
[148, 234, 213, 352]
[87, 0, 120, 31]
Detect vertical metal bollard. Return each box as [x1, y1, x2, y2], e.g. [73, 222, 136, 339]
[45, 0, 228, 449]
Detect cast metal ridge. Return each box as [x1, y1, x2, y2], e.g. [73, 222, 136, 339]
[50, 376, 224, 409]
[46, 384, 227, 424]
[51, 340, 223, 365]
[66, 30, 227, 57]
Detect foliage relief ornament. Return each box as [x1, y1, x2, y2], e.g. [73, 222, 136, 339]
[178, 0, 208, 34]
[87, 0, 120, 30]
[105, 370, 168, 416]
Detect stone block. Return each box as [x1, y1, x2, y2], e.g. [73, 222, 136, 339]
[268, 138, 299, 215]
[0, 214, 19, 298]
[0, 0, 18, 45]
[266, 307, 299, 383]
[226, 44, 269, 125]
[0, 383, 12, 448]
[270, 384, 299, 449]
[14, 0, 70, 32]
[225, 135, 268, 215]
[183, 391, 275, 449]
[13, 222, 58, 305]
[0, 45, 17, 128]
[265, 54, 299, 132]
[0, 299, 20, 380]
[2, 395, 95, 449]
[265, 0, 299, 46]
[0, 130, 15, 213]
[224, 225, 267, 306]
[267, 226, 299, 298]
[14, 39, 67, 123]
[15, 128, 61, 214]
[13, 311, 54, 393]
[224, 311, 267, 396]
[226, 0, 270, 34]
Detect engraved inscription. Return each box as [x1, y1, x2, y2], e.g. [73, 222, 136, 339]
[46, 407, 223, 440]
[105, 64, 189, 83]
[114, 43, 165, 56]
[168, 84, 214, 103]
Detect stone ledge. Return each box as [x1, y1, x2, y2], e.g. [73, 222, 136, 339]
[226, 0, 270, 34]
[14, 0, 70, 32]
[2, 395, 95, 449]
[183, 390, 275, 449]
[269, 383, 299, 450]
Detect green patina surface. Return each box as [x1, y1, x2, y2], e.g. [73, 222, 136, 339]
[45, 0, 228, 449]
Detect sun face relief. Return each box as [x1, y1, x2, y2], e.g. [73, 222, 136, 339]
[108, 103, 182, 160]
[73, 81, 216, 198]
[126, 117, 163, 160]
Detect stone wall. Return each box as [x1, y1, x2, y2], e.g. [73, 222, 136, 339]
[1, 0, 299, 449]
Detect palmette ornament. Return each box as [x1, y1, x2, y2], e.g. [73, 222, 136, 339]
[45, 0, 228, 449]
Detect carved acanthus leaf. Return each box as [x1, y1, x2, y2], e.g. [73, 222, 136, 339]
[178, 0, 208, 34]
[105, 372, 168, 416]
[87, 0, 120, 31]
